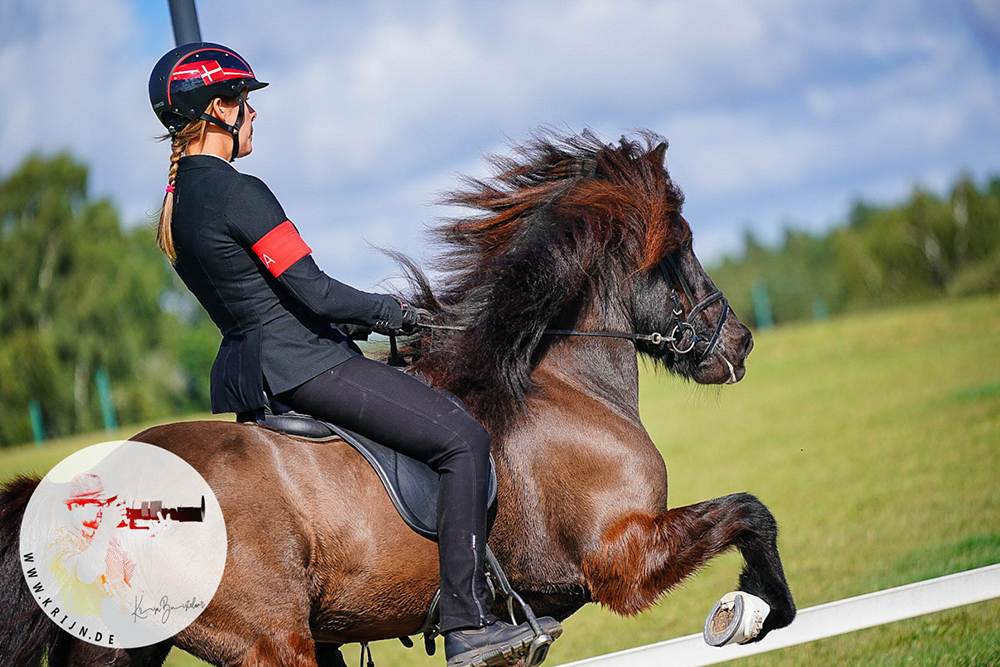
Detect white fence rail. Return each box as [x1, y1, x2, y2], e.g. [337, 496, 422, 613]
[556, 563, 1000, 667]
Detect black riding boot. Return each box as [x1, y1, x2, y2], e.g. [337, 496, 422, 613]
[444, 617, 564, 667]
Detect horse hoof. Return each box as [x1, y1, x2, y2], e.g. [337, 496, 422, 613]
[703, 591, 771, 646]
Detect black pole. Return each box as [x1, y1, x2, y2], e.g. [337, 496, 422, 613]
[168, 0, 202, 46]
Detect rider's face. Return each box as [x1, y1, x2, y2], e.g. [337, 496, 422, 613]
[218, 92, 256, 158]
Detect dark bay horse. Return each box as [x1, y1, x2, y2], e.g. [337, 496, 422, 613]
[0, 130, 795, 666]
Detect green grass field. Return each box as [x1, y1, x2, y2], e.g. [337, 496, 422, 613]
[3, 295, 998, 666]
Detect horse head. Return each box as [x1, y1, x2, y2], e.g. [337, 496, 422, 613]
[406, 129, 753, 432]
[542, 132, 753, 386]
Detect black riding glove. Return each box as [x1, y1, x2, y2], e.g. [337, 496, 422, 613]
[372, 302, 422, 336]
[399, 303, 421, 334]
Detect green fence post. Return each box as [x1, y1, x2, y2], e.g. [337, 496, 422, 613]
[812, 296, 829, 322]
[29, 399, 45, 446]
[96, 367, 118, 432]
[752, 280, 774, 329]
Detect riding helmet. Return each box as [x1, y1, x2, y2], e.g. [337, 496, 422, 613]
[149, 42, 268, 135]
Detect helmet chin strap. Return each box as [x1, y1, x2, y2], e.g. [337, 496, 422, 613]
[197, 93, 246, 162]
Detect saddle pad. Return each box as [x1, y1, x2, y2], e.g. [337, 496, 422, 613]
[258, 413, 497, 541]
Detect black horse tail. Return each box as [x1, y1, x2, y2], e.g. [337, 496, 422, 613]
[0, 475, 60, 666]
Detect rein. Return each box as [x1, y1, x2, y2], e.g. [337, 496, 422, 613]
[418, 257, 730, 362]
[540, 329, 666, 344]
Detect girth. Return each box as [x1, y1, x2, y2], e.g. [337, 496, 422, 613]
[247, 410, 498, 541]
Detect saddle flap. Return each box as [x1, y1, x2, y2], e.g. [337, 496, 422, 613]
[331, 424, 441, 540]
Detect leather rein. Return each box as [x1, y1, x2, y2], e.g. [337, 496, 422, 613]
[418, 256, 729, 363]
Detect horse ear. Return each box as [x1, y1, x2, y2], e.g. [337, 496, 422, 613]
[648, 142, 668, 168]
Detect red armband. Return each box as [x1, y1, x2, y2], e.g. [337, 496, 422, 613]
[251, 220, 312, 277]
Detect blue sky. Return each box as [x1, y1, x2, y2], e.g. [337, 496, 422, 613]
[2, 0, 999, 291]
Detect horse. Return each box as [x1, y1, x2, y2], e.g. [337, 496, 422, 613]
[0, 129, 795, 666]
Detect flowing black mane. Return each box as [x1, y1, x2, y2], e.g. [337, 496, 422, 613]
[399, 129, 689, 435]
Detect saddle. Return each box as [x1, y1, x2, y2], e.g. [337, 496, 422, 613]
[249, 408, 498, 541]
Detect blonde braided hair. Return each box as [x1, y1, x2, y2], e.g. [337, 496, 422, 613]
[156, 116, 210, 263]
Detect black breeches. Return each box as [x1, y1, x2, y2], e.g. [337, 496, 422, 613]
[277, 354, 495, 632]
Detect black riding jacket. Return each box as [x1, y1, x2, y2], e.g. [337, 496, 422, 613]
[170, 154, 402, 414]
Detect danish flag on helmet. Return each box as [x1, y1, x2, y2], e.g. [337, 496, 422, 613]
[171, 60, 254, 87]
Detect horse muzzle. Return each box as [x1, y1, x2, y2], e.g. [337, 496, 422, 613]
[693, 316, 752, 385]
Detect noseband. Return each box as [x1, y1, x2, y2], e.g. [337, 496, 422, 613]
[542, 255, 729, 362]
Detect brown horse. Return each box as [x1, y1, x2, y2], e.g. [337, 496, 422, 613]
[0, 130, 794, 666]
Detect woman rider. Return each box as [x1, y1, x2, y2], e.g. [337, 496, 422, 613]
[148, 43, 558, 667]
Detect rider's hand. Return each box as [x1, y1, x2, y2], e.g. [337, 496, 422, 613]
[372, 301, 423, 336]
[399, 303, 421, 335]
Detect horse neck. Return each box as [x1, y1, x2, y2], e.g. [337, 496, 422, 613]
[535, 295, 643, 423]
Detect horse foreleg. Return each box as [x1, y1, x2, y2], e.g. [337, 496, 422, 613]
[580, 492, 795, 638]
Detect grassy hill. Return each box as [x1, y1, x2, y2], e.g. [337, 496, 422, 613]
[2, 295, 998, 666]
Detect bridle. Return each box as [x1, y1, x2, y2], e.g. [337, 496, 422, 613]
[662, 254, 729, 360]
[542, 255, 729, 362]
[417, 254, 730, 363]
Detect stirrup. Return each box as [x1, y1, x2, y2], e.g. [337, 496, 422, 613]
[484, 545, 557, 667]
[525, 625, 555, 667]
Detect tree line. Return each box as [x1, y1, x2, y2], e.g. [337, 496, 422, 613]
[0, 153, 217, 446]
[1, 153, 997, 446]
[709, 174, 1000, 328]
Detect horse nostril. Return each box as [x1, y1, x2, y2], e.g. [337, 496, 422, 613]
[740, 329, 754, 360]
